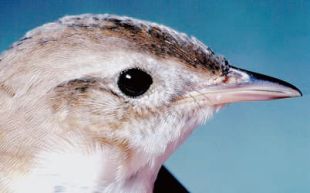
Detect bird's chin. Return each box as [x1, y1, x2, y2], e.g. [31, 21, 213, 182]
[157, 105, 219, 167]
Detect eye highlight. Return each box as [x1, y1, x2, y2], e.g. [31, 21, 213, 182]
[117, 68, 153, 98]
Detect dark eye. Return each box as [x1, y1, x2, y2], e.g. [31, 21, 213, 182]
[117, 68, 153, 97]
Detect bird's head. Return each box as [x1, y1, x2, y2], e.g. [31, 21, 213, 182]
[0, 14, 301, 183]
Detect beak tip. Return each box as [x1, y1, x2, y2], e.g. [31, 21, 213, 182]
[280, 81, 302, 98]
[293, 87, 302, 97]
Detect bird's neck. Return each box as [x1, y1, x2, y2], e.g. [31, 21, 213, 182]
[5, 142, 165, 193]
[3, 114, 199, 193]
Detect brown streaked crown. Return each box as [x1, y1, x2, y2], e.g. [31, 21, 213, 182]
[13, 14, 230, 76]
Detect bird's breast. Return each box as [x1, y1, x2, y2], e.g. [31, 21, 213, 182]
[6, 143, 156, 193]
[8, 149, 109, 193]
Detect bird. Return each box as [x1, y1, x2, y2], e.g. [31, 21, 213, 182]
[0, 14, 301, 193]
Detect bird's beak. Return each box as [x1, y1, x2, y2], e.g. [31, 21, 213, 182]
[196, 66, 302, 105]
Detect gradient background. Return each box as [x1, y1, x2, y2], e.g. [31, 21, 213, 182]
[0, 0, 309, 192]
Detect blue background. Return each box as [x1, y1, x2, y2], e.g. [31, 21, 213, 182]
[0, 0, 309, 192]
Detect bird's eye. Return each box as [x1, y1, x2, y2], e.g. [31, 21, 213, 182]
[117, 68, 153, 97]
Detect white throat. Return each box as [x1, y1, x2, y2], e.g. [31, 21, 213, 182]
[7, 147, 158, 193]
[6, 106, 218, 193]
